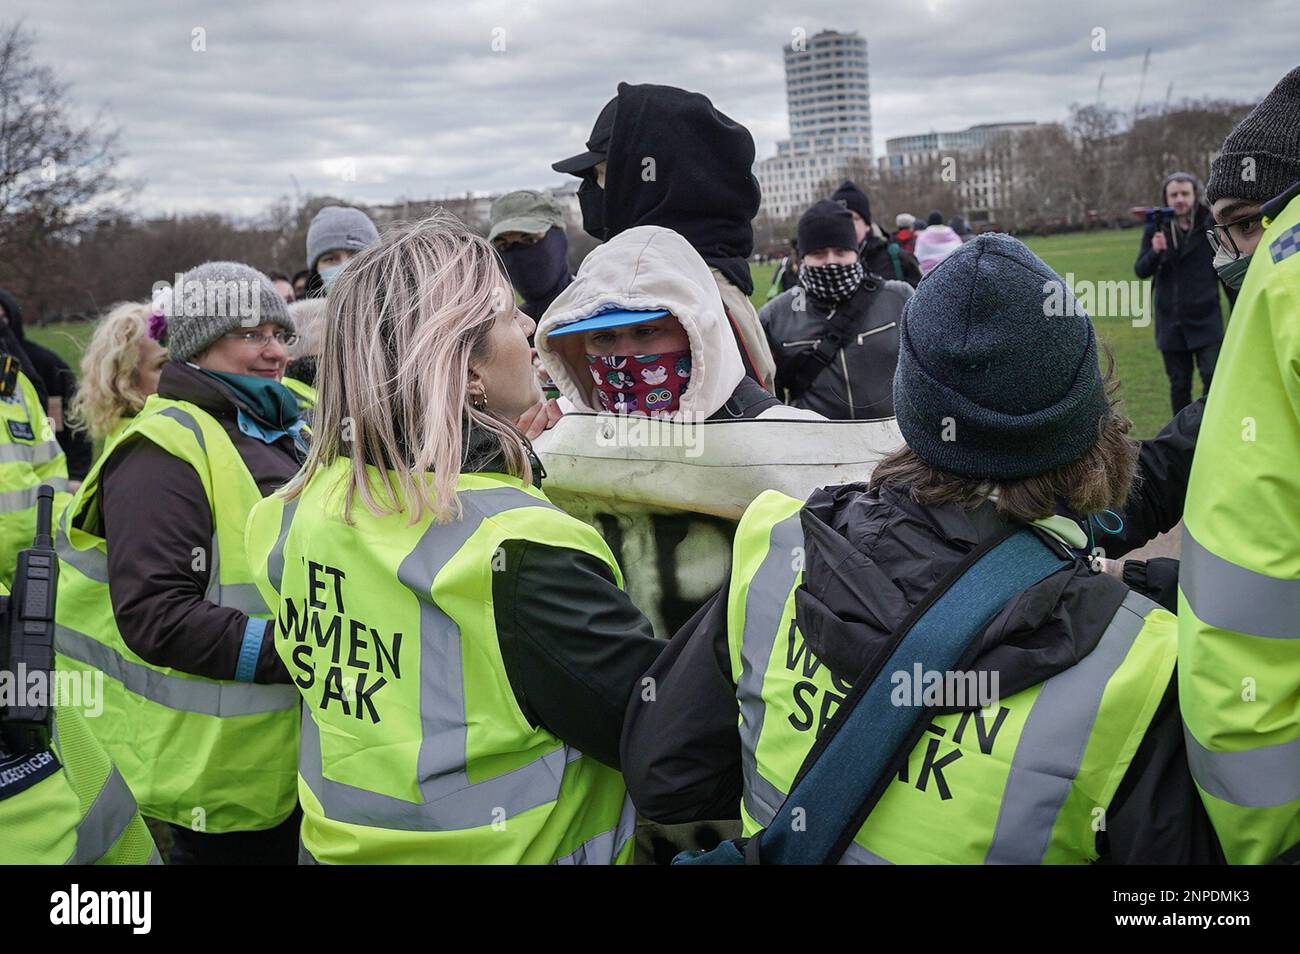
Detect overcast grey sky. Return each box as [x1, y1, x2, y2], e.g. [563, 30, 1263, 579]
[11, 0, 1299, 217]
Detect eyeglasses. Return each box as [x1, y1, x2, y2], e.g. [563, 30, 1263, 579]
[222, 330, 300, 348]
[1206, 209, 1264, 259]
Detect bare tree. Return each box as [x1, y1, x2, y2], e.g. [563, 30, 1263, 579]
[1122, 98, 1253, 203]
[0, 20, 129, 319]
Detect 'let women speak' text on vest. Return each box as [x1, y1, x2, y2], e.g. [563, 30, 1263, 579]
[54, 397, 299, 833]
[727, 490, 1178, 864]
[246, 457, 637, 864]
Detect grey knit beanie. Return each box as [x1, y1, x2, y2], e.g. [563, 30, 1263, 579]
[1207, 65, 1300, 204]
[160, 261, 294, 362]
[306, 205, 379, 271]
[892, 234, 1109, 481]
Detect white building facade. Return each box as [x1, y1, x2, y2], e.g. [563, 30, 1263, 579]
[755, 30, 873, 220]
[881, 122, 1037, 224]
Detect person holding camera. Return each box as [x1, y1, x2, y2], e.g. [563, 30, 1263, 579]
[1134, 172, 1225, 414]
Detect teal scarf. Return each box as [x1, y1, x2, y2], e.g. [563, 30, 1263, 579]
[202, 369, 299, 429]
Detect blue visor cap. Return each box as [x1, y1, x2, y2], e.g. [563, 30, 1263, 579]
[547, 308, 671, 337]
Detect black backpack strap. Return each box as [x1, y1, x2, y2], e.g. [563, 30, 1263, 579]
[713, 377, 784, 420]
[780, 278, 880, 399]
[754, 525, 1072, 865]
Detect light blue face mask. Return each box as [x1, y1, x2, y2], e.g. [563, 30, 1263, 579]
[318, 264, 344, 292]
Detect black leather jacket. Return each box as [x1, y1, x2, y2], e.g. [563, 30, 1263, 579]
[759, 278, 911, 421]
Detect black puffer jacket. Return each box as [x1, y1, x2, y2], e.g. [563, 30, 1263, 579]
[622, 482, 1223, 863]
[759, 278, 910, 420]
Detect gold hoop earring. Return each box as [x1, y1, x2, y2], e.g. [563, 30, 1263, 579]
[471, 387, 488, 411]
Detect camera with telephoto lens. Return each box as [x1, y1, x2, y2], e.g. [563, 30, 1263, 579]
[0, 484, 58, 754]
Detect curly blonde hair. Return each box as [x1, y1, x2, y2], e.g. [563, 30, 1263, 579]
[68, 301, 164, 442]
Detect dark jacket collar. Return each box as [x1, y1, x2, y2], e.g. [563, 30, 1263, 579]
[462, 420, 545, 487]
[793, 482, 1121, 709]
[361, 417, 545, 488]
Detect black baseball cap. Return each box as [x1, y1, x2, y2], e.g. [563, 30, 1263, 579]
[552, 95, 618, 176]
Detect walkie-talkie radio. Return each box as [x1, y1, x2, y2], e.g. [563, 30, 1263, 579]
[0, 484, 59, 753]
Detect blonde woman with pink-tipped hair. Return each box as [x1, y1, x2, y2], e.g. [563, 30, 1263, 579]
[247, 210, 660, 865]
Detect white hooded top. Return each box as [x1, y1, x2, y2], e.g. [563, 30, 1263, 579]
[536, 226, 820, 422]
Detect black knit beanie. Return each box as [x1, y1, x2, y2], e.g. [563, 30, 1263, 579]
[798, 200, 858, 254]
[831, 180, 872, 224]
[893, 234, 1110, 481]
[1207, 65, 1300, 204]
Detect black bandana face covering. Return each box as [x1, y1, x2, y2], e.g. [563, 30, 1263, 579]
[799, 261, 864, 303]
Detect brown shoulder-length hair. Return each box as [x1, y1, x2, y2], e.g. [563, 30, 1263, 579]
[870, 347, 1137, 523]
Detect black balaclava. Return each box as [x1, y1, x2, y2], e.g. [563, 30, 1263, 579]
[600, 82, 761, 295]
[501, 226, 574, 320]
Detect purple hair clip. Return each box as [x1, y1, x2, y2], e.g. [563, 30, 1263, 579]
[147, 311, 168, 342]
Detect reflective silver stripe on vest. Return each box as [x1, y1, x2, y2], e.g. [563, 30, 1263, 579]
[840, 842, 893, 865]
[0, 480, 67, 510]
[56, 624, 298, 717]
[553, 795, 638, 865]
[204, 532, 270, 617]
[295, 486, 591, 832]
[1181, 529, 1300, 640]
[1183, 725, 1300, 808]
[158, 406, 268, 613]
[984, 590, 1153, 863]
[159, 406, 207, 450]
[0, 439, 61, 465]
[266, 498, 300, 593]
[67, 766, 140, 864]
[736, 512, 805, 827]
[57, 507, 110, 584]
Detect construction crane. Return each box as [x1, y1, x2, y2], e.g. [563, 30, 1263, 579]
[1134, 47, 1151, 118]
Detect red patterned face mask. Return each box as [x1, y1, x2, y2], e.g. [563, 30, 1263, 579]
[586, 349, 692, 415]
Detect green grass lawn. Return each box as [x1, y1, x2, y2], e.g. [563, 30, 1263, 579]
[24, 321, 96, 371]
[29, 228, 1192, 439]
[751, 228, 1216, 438]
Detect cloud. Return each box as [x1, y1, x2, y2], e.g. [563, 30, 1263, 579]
[9, 0, 1298, 216]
